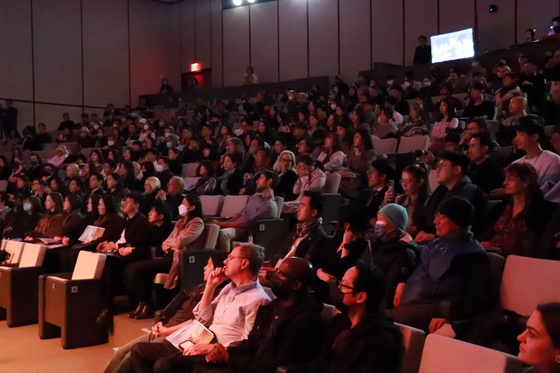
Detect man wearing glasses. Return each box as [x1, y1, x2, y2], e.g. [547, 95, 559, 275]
[129, 243, 271, 373]
[416, 151, 488, 242]
[310, 261, 403, 373]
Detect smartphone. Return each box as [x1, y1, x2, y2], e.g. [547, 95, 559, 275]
[388, 180, 395, 189]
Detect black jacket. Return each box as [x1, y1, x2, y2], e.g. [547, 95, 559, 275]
[311, 312, 403, 373]
[369, 239, 417, 309]
[227, 294, 324, 373]
[121, 212, 152, 260]
[421, 176, 488, 237]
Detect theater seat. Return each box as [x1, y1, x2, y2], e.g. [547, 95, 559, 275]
[200, 195, 225, 217]
[395, 323, 425, 373]
[500, 255, 560, 317]
[397, 135, 430, 153]
[418, 334, 521, 373]
[3, 240, 24, 265]
[0, 243, 47, 327]
[323, 173, 341, 194]
[38, 251, 108, 349]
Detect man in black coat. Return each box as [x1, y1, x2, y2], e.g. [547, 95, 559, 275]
[205, 257, 324, 373]
[416, 152, 488, 241]
[309, 261, 403, 373]
[277, 191, 329, 268]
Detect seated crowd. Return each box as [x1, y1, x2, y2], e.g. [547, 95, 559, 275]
[2, 50, 560, 373]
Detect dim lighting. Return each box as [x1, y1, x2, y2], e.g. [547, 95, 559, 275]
[232, 0, 243, 5]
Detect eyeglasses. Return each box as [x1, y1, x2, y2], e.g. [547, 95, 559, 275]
[279, 158, 292, 163]
[337, 280, 357, 292]
[275, 268, 293, 279]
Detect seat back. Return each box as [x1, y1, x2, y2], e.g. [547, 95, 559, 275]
[500, 255, 560, 316]
[183, 162, 200, 177]
[179, 250, 214, 293]
[0, 238, 7, 251]
[274, 196, 284, 219]
[5, 240, 24, 264]
[419, 334, 522, 373]
[220, 195, 249, 218]
[372, 137, 398, 154]
[320, 303, 340, 325]
[0, 180, 8, 192]
[19, 243, 47, 268]
[184, 177, 200, 189]
[397, 135, 430, 153]
[203, 224, 220, 250]
[72, 251, 107, 280]
[395, 323, 425, 373]
[487, 252, 505, 296]
[323, 173, 341, 193]
[428, 169, 438, 192]
[200, 195, 225, 216]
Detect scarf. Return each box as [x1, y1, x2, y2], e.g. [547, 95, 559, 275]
[295, 218, 322, 238]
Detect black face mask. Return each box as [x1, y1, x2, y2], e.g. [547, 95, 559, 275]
[330, 286, 349, 313]
[270, 274, 294, 299]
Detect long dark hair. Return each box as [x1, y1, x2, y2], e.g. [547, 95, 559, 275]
[504, 163, 543, 205]
[65, 194, 82, 212]
[184, 194, 204, 221]
[87, 194, 102, 222]
[47, 192, 64, 214]
[108, 172, 124, 194]
[402, 163, 431, 226]
[100, 195, 121, 216]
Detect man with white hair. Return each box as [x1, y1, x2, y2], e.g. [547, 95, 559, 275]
[497, 96, 528, 146]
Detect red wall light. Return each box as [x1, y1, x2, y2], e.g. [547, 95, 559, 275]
[190, 62, 202, 72]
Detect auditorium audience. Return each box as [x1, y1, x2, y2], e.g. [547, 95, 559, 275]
[282, 154, 326, 214]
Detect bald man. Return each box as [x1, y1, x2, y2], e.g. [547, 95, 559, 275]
[206, 257, 324, 373]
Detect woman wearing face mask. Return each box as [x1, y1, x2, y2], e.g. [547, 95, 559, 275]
[368, 204, 417, 309]
[3, 195, 41, 239]
[25, 192, 66, 240]
[160, 195, 205, 288]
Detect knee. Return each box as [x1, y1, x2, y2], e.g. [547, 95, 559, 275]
[153, 358, 175, 373]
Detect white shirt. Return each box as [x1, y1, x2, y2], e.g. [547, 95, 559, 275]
[513, 150, 560, 186]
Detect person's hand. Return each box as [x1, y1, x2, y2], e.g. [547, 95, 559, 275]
[206, 343, 229, 363]
[183, 343, 214, 356]
[415, 231, 435, 243]
[239, 187, 246, 195]
[353, 147, 362, 156]
[432, 322, 456, 338]
[156, 190, 167, 201]
[421, 151, 436, 164]
[393, 282, 406, 308]
[384, 187, 395, 203]
[243, 173, 251, 182]
[53, 236, 63, 242]
[490, 187, 506, 196]
[207, 267, 228, 288]
[211, 220, 222, 227]
[96, 242, 110, 252]
[24, 236, 33, 242]
[316, 268, 334, 283]
[429, 318, 450, 334]
[62, 237, 70, 246]
[151, 322, 172, 337]
[118, 247, 134, 256]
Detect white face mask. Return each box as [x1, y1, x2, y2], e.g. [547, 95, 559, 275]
[144, 124, 150, 131]
[330, 104, 337, 110]
[403, 81, 411, 89]
[178, 204, 189, 217]
[387, 80, 394, 86]
[423, 81, 431, 87]
[93, 124, 99, 130]
[108, 140, 115, 146]
[23, 202, 32, 212]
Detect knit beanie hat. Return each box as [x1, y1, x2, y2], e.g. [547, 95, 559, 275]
[378, 203, 408, 232]
[437, 196, 474, 229]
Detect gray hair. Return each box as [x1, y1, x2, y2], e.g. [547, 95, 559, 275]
[236, 243, 265, 276]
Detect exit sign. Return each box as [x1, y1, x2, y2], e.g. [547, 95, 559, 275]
[190, 63, 202, 72]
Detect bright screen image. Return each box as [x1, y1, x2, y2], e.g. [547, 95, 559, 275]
[430, 28, 475, 63]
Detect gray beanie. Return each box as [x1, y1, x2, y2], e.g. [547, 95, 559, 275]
[378, 203, 408, 232]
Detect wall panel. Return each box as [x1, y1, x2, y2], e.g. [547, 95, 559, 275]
[0, 0, 33, 101]
[372, 0, 403, 65]
[222, 7, 250, 87]
[339, 0, 371, 82]
[195, 0, 212, 70]
[404, 0, 438, 66]
[308, 0, 338, 79]
[250, 2, 278, 84]
[181, 0, 197, 71]
[82, 0, 128, 108]
[35, 104, 83, 131]
[33, 0, 82, 105]
[211, 0, 223, 88]
[439, 0, 475, 35]
[517, 0, 558, 42]
[130, 0, 180, 102]
[278, 0, 307, 81]
[477, 0, 515, 54]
